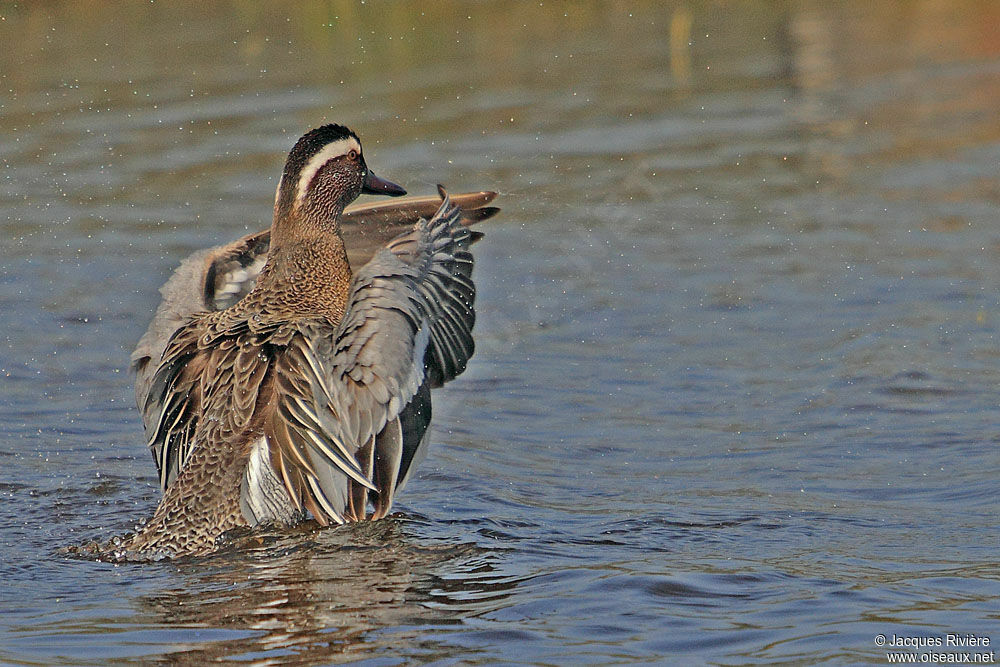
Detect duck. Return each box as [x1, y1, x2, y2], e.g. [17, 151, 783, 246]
[125, 124, 499, 557]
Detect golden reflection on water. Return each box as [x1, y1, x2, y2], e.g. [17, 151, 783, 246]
[786, 1, 1000, 188]
[3, 0, 997, 189]
[669, 6, 694, 89]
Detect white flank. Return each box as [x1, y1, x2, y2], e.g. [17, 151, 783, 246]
[245, 436, 270, 497]
[295, 137, 361, 202]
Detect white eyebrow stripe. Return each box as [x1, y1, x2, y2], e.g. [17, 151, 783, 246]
[295, 137, 361, 202]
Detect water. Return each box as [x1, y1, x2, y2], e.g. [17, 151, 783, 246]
[2, 1, 999, 663]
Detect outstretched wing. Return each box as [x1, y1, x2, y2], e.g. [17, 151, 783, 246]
[130, 231, 269, 416]
[267, 189, 476, 524]
[342, 190, 496, 269]
[131, 191, 498, 415]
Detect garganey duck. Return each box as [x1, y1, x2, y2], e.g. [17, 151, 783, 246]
[125, 124, 498, 557]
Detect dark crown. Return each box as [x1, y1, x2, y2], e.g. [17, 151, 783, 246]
[283, 124, 360, 179]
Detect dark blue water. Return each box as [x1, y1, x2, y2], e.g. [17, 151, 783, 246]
[2, 1, 999, 663]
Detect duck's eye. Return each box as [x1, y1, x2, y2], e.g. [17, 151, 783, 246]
[347, 149, 359, 161]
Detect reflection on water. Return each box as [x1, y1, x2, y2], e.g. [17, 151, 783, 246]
[127, 520, 517, 662]
[2, 0, 1000, 664]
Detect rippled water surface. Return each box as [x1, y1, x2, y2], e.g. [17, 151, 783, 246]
[3, 1, 1000, 664]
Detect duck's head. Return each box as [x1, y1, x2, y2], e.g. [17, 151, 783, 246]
[274, 124, 406, 227]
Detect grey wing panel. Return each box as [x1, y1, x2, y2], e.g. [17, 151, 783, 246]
[341, 190, 477, 392]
